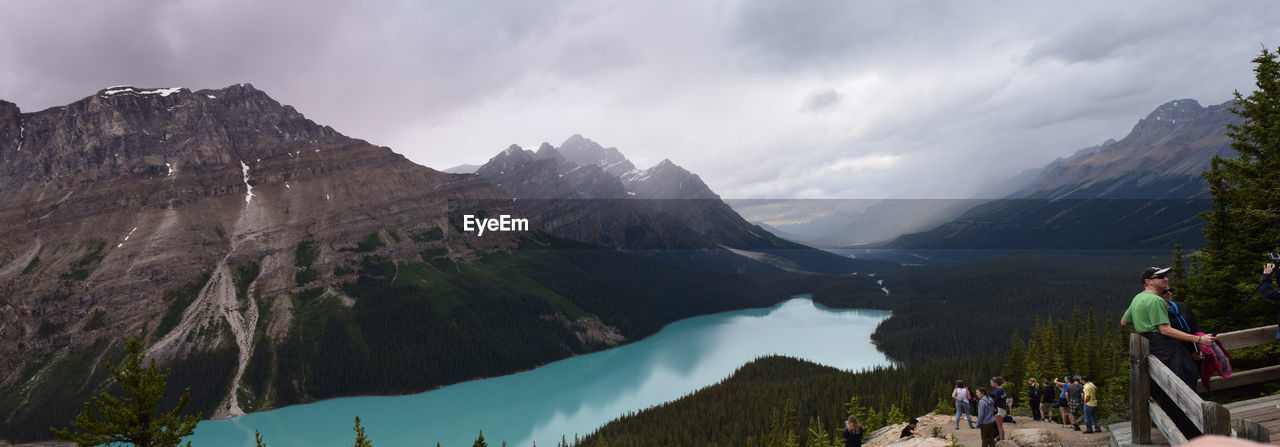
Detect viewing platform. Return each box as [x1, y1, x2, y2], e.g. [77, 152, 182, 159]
[1110, 325, 1280, 447]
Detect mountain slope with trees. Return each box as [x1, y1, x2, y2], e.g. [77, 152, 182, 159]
[888, 99, 1239, 250]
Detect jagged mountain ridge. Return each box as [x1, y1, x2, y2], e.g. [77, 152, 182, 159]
[474, 135, 868, 273]
[887, 99, 1237, 249]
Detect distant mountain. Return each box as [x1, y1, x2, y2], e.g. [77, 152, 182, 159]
[807, 199, 982, 248]
[474, 135, 871, 273]
[888, 99, 1236, 249]
[442, 163, 480, 174]
[729, 199, 977, 249]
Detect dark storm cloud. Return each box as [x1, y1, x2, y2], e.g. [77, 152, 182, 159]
[0, 0, 586, 140]
[4, 1, 1280, 200]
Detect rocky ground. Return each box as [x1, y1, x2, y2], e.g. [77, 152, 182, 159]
[865, 412, 1112, 447]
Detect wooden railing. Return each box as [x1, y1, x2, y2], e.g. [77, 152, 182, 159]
[1130, 324, 1278, 445]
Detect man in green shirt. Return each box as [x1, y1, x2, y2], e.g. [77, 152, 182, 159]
[1121, 267, 1215, 355]
[1121, 266, 1216, 437]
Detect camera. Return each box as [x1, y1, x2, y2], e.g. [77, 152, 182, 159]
[1270, 252, 1280, 262]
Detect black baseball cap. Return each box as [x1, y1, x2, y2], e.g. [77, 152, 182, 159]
[1142, 267, 1171, 282]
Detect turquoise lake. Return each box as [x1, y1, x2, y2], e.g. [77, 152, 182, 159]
[186, 297, 892, 447]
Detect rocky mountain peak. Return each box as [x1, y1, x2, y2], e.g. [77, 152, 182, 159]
[1145, 98, 1204, 122]
[625, 158, 718, 200]
[556, 134, 635, 177]
[1, 83, 345, 191]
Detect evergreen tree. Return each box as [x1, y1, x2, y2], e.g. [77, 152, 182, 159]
[1024, 317, 1045, 382]
[863, 407, 883, 433]
[50, 338, 199, 447]
[1002, 330, 1026, 405]
[470, 430, 488, 447]
[843, 395, 864, 420]
[933, 396, 953, 415]
[1082, 310, 1099, 380]
[805, 416, 832, 447]
[1189, 45, 1280, 328]
[353, 416, 372, 447]
[256, 430, 267, 447]
[897, 391, 913, 419]
[885, 405, 905, 427]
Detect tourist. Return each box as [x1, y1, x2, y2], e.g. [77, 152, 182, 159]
[1081, 376, 1100, 434]
[1055, 376, 1073, 429]
[1121, 267, 1213, 386]
[1039, 378, 1055, 423]
[1122, 266, 1215, 437]
[953, 380, 974, 429]
[1261, 263, 1280, 339]
[990, 377, 1007, 440]
[1027, 378, 1042, 422]
[976, 387, 996, 447]
[842, 414, 864, 447]
[1162, 288, 1205, 366]
[1067, 376, 1084, 431]
[900, 418, 920, 438]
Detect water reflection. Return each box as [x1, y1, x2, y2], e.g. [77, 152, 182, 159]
[188, 297, 891, 447]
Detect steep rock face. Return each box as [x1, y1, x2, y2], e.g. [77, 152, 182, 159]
[0, 85, 516, 418]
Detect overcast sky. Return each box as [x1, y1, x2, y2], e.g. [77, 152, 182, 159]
[3, 1, 1279, 199]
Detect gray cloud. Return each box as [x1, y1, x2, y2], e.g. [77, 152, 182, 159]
[802, 88, 841, 113]
[3, 0, 1280, 200]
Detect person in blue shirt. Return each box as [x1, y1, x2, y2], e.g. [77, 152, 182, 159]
[976, 387, 996, 447]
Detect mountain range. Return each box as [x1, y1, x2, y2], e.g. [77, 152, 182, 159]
[742, 99, 1236, 250]
[0, 85, 873, 443]
[470, 135, 870, 273]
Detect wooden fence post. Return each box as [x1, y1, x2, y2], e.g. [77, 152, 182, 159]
[1234, 418, 1271, 443]
[1130, 334, 1151, 444]
[1200, 401, 1231, 436]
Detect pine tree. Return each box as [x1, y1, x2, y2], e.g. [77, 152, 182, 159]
[471, 430, 488, 447]
[1006, 330, 1027, 397]
[862, 407, 882, 433]
[898, 390, 914, 418]
[1024, 317, 1045, 381]
[353, 416, 372, 447]
[885, 405, 905, 427]
[50, 338, 199, 447]
[1081, 310, 1099, 380]
[843, 395, 864, 420]
[933, 396, 953, 415]
[805, 416, 832, 447]
[1189, 45, 1280, 328]
[256, 430, 267, 447]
